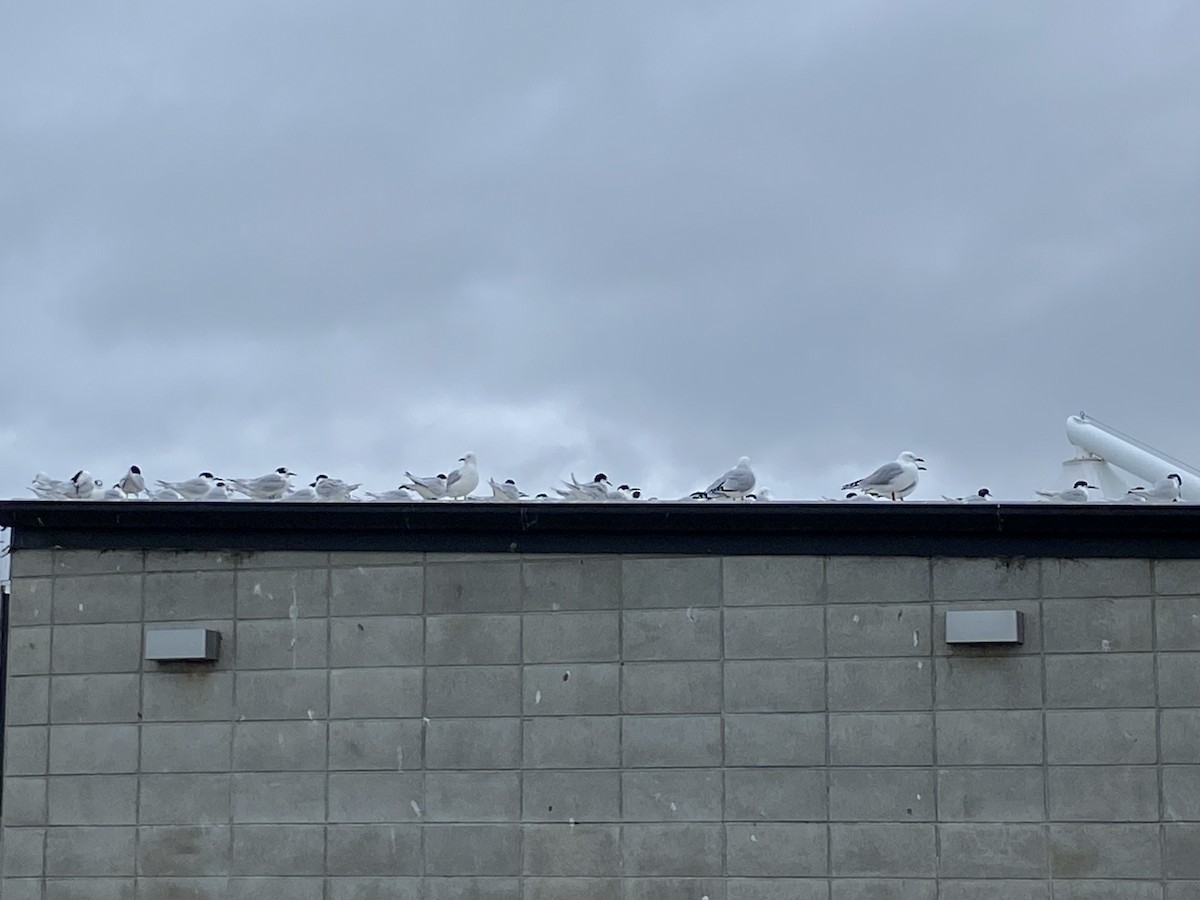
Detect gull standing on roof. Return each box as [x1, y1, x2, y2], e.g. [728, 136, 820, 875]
[1124, 473, 1182, 504]
[842, 452, 925, 501]
[116, 466, 146, 498]
[942, 488, 994, 502]
[1036, 480, 1097, 503]
[403, 472, 448, 500]
[156, 472, 217, 500]
[229, 468, 295, 500]
[704, 457, 756, 500]
[445, 452, 479, 500]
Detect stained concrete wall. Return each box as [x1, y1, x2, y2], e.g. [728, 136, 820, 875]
[2, 548, 1200, 899]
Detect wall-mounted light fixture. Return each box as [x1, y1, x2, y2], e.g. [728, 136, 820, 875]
[945, 609, 1024, 645]
[145, 628, 222, 662]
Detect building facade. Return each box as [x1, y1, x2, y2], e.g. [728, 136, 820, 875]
[1, 502, 1199, 899]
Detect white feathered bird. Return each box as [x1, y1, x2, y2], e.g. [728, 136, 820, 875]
[842, 451, 925, 501]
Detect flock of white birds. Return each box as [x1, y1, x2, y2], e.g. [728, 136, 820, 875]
[21, 451, 1188, 505]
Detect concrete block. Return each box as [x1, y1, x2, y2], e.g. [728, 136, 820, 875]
[4, 727, 48, 776]
[1051, 884, 1162, 900]
[232, 720, 327, 770]
[623, 557, 721, 609]
[1045, 654, 1155, 708]
[231, 824, 324, 875]
[1163, 766, 1200, 820]
[425, 614, 518, 665]
[828, 659, 931, 711]
[8, 577, 51, 626]
[521, 557, 621, 611]
[1, 879, 42, 900]
[523, 824, 619, 876]
[728, 768, 828, 820]
[937, 883, 1048, 900]
[330, 719, 424, 771]
[1046, 709, 1157, 764]
[731, 879, 830, 900]
[1170, 884, 1200, 900]
[235, 618, 327, 669]
[935, 657, 1043, 709]
[54, 550, 143, 576]
[50, 623, 142, 674]
[826, 557, 930, 604]
[1041, 597, 1153, 652]
[525, 663, 619, 715]
[830, 823, 936, 877]
[144, 550, 235, 572]
[326, 824, 423, 874]
[227, 878, 324, 900]
[1165, 711, 1200, 763]
[141, 723, 233, 773]
[144, 571, 236, 621]
[133, 878, 233, 900]
[329, 552, 422, 566]
[424, 824, 521, 875]
[51, 673, 140, 724]
[623, 608, 723, 660]
[625, 878, 727, 900]
[2, 827, 45, 877]
[235, 669, 328, 720]
[5, 677, 48, 725]
[932, 557, 1040, 601]
[425, 771, 521, 822]
[1049, 823, 1160, 877]
[724, 660, 826, 712]
[7, 627, 50, 675]
[936, 768, 1045, 822]
[142, 672, 234, 722]
[2, 777, 46, 825]
[622, 662, 720, 714]
[1166, 824, 1200, 877]
[46, 775, 137, 825]
[1160, 654, 1200, 707]
[49, 724, 138, 774]
[1158, 596, 1200, 650]
[622, 716, 722, 768]
[523, 770, 621, 822]
[427, 666, 520, 717]
[236, 568, 328, 618]
[1043, 558, 1151, 598]
[623, 769, 723, 821]
[523, 717, 620, 768]
[522, 611, 619, 663]
[326, 877, 423, 900]
[232, 772, 326, 823]
[426, 718, 521, 769]
[331, 615, 424, 667]
[10, 548, 54, 577]
[45, 826, 135, 875]
[727, 823, 827, 876]
[725, 714, 827, 766]
[524, 878, 621, 900]
[53, 574, 143, 624]
[331, 667, 423, 718]
[828, 880, 936, 900]
[829, 712, 933, 766]
[827, 604, 931, 658]
[137, 825, 231, 876]
[426, 562, 522, 614]
[1156, 559, 1200, 595]
[932, 600, 1042, 656]
[938, 823, 1047, 877]
[723, 556, 825, 606]
[328, 771, 424, 823]
[331, 564, 424, 616]
[936, 710, 1042, 765]
[44, 878, 138, 900]
[725, 606, 825, 659]
[830, 768, 934, 822]
[424, 877, 519, 900]
[621, 823, 723, 876]
[139, 774, 231, 824]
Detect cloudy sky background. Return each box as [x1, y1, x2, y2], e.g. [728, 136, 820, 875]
[2, 0, 1198, 504]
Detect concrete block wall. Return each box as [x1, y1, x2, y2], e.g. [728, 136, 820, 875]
[2, 548, 1199, 898]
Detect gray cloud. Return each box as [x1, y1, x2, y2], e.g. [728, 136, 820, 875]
[2, 1, 1198, 506]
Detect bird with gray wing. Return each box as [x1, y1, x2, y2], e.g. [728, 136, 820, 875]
[842, 451, 925, 501]
[1035, 480, 1097, 503]
[1123, 473, 1182, 504]
[704, 456, 756, 500]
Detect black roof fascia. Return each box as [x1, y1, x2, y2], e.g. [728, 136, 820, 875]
[2, 500, 1200, 558]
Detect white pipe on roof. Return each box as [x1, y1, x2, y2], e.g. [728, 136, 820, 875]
[1065, 413, 1200, 502]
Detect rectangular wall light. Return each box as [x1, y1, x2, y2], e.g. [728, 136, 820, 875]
[145, 628, 222, 662]
[945, 609, 1024, 645]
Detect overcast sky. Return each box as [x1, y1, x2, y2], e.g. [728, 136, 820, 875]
[2, 0, 1198, 505]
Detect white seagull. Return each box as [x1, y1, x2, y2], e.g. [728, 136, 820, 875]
[842, 451, 925, 501]
[116, 465, 146, 498]
[1124, 473, 1182, 504]
[1036, 480, 1098, 503]
[704, 456, 756, 500]
[228, 467, 295, 500]
[445, 452, 479, 500]
[156, 472, 217, 500]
